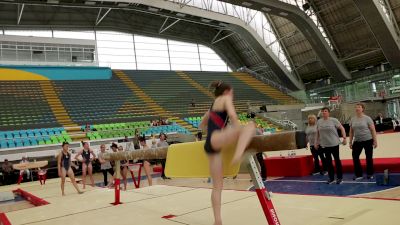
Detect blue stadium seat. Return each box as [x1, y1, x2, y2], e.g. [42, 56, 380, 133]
[0, 141, 7, 149]
[36, 137, 44, 142]
[23, 140, 31, 147]
[8, 142, 15, 148]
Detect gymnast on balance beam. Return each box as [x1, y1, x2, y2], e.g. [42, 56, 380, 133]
[199, 80, 255, 225]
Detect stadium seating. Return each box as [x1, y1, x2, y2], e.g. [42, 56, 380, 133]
[184, 71, 279, 105]
[86, 123, 191, 140]
[0, 81, 60, 130]
[0, 127, 72, 149]
[0, 69, 299, 131]
[53, 78, 159, 124]
[184, 114, 279, 132]
[121, 70, 213, 116]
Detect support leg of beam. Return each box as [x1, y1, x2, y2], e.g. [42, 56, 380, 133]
[248, 155, 281, 225]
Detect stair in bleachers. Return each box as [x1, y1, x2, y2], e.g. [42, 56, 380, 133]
[114, 70, 169, 117]
[231, 72, 300, 104]
[169, 116, 198, 136]
[38, 81, 77, 127]
[121, 70, 214, 116]
[53, 75, 159, 124]
[176, 71, 214, 98]
[184, 71, 273, 109]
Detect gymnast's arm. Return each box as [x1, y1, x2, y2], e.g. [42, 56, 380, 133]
[57, 153, 62, 176]
[90, 149, 96, 161]
[199, 111, 209, 131]
[98, 152, 106, 164]
[74, 150, 82, 162]
[224, 95, 240, 127]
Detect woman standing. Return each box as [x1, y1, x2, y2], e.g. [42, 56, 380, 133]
[98, 144, 114, 187]
[139, 136, 153, 186]
[157, 132, 170, 179]
[75, 141, 96, 189]
[118, 145, 129, 190]
[199, 80, 255, 225]
[349, 103, 377, 180]
[315, 107, 347, 184]
[306, 114, 327, 175]
[58, 142, 83, 196]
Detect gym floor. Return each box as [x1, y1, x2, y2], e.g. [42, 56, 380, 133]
[0, 132, 399, 225]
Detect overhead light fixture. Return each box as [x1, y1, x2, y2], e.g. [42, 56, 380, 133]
[279, 12, 288, 16]
[47, 0, 59, 3]
[148, 7, 159, 12]
[242, 2, 252, 7]
[201, 18, 212, 23]
[176, 13, 186, 17]
[393, 74, 400, 78]
[117, 2, 129, 7]
[262, 7, 271, 12]
[84, 1, 96, 5]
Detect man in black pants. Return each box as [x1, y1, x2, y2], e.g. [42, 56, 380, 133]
[157, 133, 170, 179]
[98, 144, 115, 187]
[315, 107, 347, 184]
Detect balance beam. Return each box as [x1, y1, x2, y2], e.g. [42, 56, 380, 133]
[103, 131, 306, 162]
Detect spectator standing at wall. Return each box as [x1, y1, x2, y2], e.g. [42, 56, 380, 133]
[306, 114, 327, 175]
[157, 132, 170, 179]
[2, 159, 14, 185]
[349, 103, 377, 180]
[315, 107, 347, 184]
[98, 144, 114, 187]
[19, 156, 31, 181]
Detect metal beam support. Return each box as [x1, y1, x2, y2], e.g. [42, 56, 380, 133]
[159, 17, 180, 34]
[353, 0, 400, 68]
[95, 7, 112, 26]
[382, 0, 400, 37]
[295, 58, 319, 71]
[308, 0, 342, 58]
[17, 3, 24, 25]
[178, 0, 193, 8]
[219, 0, 351, 82]
[211, 29, 235, 44]
[265, 14, 301, 80]
[338, 49, 382, 62]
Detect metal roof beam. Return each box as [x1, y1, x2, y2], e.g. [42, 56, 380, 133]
[96, 7, 112, 26]
[211, 29, 235, 44]
[220, 0, 352, 82]
[17, 3, 24, 25]
[353, 0, 400, 68]
[159, 17, 181, 34]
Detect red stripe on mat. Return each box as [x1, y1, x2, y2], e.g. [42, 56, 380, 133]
[162, 214, 177, 219]
[12, 188, 50, 206]
[0, 213, 11, 225]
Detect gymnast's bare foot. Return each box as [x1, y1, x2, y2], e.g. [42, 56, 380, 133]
[214, 221, 222, 225]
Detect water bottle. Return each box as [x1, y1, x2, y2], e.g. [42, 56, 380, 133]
[384, 169, 389, 185]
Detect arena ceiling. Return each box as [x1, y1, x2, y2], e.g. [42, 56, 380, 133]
[0, 0, 399, 90]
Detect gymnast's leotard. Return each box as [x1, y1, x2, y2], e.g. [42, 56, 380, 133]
[82, 150, 91, 165]
[61, 152, 71, 171]
[204, 102, 229, 154]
